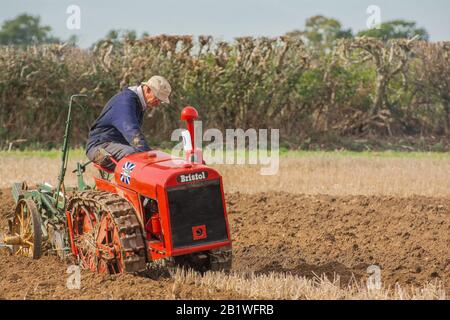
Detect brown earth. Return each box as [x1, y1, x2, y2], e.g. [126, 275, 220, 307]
[0, 188, 14, 228]
[227, 192, 449, 290]
[0, 188, 449, 299]
[0, 255, 247, 300]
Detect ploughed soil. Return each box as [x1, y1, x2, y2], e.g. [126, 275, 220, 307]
[0, 188, 448, 299]
[228, 192, 449, 290]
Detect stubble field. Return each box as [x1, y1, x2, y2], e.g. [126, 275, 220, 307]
[0, 151, 448, 299]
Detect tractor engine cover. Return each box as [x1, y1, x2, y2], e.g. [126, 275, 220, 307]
[105, 150, 231, 260]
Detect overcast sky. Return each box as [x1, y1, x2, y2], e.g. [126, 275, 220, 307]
[1, 0, 449, 47]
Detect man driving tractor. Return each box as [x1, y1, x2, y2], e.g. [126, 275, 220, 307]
[86, 75, 172, 170]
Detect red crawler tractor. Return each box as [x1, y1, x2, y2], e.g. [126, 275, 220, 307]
[3, 96, 232, 274]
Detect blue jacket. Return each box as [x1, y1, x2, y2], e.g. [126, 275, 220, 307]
[86, 89, 151, 153]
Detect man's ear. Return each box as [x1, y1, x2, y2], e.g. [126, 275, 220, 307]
[142, 86, 150, 102]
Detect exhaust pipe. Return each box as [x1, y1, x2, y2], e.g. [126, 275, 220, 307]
[181, 106, 203, 164]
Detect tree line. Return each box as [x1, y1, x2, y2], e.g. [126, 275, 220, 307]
[0, 14, 448, 151]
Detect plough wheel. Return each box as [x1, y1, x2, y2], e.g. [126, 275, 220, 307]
[9, 199, 42, 259]
[67, 191, 146, 274]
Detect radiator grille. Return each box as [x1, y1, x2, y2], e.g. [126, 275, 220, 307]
[167, 179, 228, 249]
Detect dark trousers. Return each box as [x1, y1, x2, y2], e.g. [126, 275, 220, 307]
[87, 142, 136, 171]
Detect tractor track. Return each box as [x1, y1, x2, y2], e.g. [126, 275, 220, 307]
[68, 191, 147, 273]
[0, 188, 449, 299]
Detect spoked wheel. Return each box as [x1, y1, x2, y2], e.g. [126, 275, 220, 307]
[71, 204, 101, 272]
[68, 191, 146, 274]
[95, 212, 125, 273]
[7, 199, 42, 259]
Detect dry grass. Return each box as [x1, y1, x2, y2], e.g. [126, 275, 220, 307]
[0, 155, 449, 197]
[0, 157, 97, 189]
[172, 268, 446, 300]
[216, 156, 450, 197]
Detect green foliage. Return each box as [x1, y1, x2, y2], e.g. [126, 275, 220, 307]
[297, 69, 325, 103]
[0, 36, 448, 151]
[0, 14, 59, 45]
[285, 15, 352, 52]
[91, 29, 143, 49]
[1, 148, 448, 159]
[357, 20, 429, 41]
